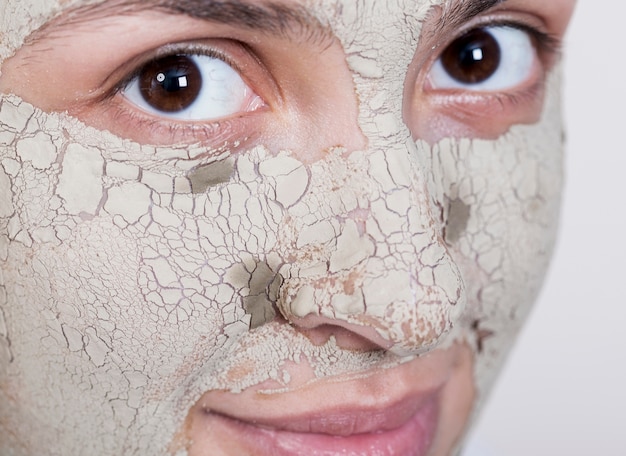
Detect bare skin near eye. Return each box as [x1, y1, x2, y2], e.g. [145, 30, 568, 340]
[0, 0, 575, 455]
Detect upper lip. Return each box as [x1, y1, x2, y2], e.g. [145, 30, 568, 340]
[228, 396, 433, 436]
[204, 388, 439, 436]
[193, 340, 457, 439]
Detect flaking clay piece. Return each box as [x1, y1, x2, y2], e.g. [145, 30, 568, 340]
[188, 157, 236, 194]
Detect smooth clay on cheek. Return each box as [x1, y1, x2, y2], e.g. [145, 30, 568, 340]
[430, 68, 564, 400]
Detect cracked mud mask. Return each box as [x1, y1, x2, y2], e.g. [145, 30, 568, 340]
[0, 0, 575, 455]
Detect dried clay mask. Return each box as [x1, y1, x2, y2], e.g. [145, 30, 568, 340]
[0, 0, 574, 455]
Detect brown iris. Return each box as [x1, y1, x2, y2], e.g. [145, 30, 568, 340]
[138, 55, 202, 112]
[440, 28, 501, 84]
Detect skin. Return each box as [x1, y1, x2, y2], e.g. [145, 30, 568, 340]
[0, 0, 575, 455]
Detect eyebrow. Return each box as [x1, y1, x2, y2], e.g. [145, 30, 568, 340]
[438, 0, 507, 30]
[57, 0, 332, 44]
[43, 0, 507, 51]
[57, 0, 505, 39]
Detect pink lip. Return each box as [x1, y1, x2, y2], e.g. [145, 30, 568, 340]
[203, 392, 439, 456]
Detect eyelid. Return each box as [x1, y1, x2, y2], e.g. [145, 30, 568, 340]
[86, 38, 276, 145]
[423, 11, 562, 71]
[422, 16, 562, 94]
[406, 9, 563, 143]
[486, 19, 561, 57]
[101, 41, 249, 103]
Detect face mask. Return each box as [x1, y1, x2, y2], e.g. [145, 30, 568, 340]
[0, 1, 566, 454]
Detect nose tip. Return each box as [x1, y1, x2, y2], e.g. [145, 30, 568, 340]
[277, 247, 465, 356]
[271, 143, 465, 356]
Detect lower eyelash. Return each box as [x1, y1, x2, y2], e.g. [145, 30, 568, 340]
[102, 96, 259, 147]
[491, 77, 544, 105]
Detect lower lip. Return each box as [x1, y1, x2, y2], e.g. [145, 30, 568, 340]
[212, 397, 439, 456]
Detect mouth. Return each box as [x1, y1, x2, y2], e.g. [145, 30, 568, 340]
[192, 389, 440, 456]
[183, 344, 476, 456]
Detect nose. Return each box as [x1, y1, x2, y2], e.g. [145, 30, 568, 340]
[272, 123, 466, 357]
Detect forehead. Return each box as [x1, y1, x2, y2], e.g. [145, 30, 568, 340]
[0, 0, 453, 63]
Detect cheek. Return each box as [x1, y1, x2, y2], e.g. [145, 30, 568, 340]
[410, 89, 546, 143]
[432, 74, 563, 391]
[0, 95, 262, 452]
[0, 99, 260, 367]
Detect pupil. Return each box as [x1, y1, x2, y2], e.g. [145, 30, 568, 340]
[441, 28, 501, 84]
[139, 55, 202, 113]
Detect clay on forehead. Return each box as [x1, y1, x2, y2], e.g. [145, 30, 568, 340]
[0, 0, 449, 65]
[1, 0, 93, 64]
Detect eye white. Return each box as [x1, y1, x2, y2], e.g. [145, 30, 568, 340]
[124, 54, 254, 121]
[429, 26, 536, 91]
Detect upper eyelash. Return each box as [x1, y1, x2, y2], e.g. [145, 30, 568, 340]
[105, 44, 240, 102]
[438, 18, 561, 59]
[493, 20, 561, 55]
[98, 18, 556, 144]
[426, 18, 561, 94]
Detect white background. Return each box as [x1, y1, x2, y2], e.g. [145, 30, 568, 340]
[469, 1, 626, 455]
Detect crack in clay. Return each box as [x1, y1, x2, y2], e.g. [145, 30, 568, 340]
[0, 1, 565, 455]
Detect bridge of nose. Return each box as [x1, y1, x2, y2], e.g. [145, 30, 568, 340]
[266, 1, 462, 355]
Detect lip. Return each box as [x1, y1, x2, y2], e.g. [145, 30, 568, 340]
[185, 341, 473, 456]
[196, 390, 440, 456]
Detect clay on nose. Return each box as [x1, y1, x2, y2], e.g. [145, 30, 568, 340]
[272, 130, 466, 357]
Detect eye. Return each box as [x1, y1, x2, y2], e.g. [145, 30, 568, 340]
[123, 53, 263, 121]
[428, 26, 536, 91]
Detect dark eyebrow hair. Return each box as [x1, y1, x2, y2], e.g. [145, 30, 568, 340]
[53, 0, 504, 38]
[40, 0, 506, 50]
[54, 0, 332, 44]
[438, 0, 507, 30]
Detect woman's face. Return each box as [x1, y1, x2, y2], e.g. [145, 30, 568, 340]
[0, 0, 575, 454]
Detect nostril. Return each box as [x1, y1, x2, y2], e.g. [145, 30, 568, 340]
[287, 314, 395, 352]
